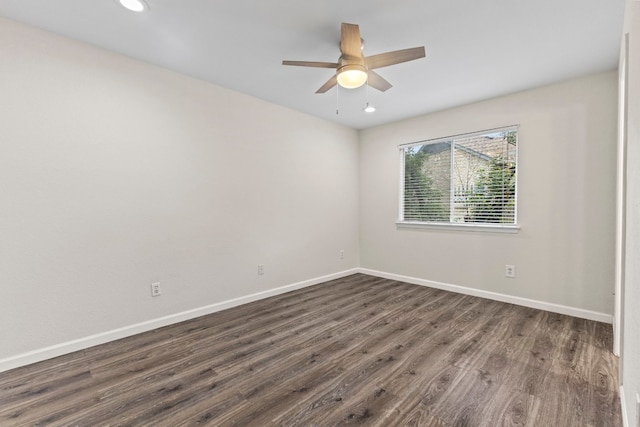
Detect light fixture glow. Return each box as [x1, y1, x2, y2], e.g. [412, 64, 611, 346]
[336, 64, 367, 89]
[363, 102, 376, 113]
[118, 0, 148, 12]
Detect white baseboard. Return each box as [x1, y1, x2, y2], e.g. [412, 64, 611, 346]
[1, 267, 613, 373]
[0, 268, 359, 373]
[358, 268, 613, 324]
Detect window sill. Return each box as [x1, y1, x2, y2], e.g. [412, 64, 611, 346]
[396, 221, 520, 234]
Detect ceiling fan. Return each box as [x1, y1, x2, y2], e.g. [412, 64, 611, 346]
[282, 23, 426, 94]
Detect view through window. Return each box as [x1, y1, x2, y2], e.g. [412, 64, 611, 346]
[399, 126, 518, 227]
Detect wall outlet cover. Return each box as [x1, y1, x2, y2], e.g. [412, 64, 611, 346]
[505, 265, 516, 278]
[151, 282, 161, 297]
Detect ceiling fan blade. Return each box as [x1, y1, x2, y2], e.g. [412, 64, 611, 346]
[365, 46, 426, 70]
[367, 71, 393, 92]
[282, 60, 339, 68]
[340, 23, 363, 59]
[316, 75, 338, 93]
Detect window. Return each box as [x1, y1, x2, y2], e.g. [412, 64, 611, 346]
[399, 126, 518, 231]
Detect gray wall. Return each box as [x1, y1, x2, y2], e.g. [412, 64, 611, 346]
[0, 17, 360, 365]
[359, 71, 618, 316]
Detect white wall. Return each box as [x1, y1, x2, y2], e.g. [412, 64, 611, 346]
[621, 0, 640, 424]
[0, 18, 359, 366]
[359, 71, 618, 317]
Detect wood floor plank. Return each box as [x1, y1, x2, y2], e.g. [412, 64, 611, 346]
[61, 279, 420, 426]
[478, 385, 540, 427]
[0, 274, 621, 426]
[183, 285, 440, 425]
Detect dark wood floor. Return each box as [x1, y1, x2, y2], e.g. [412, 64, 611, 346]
[0, 274, 621, 426]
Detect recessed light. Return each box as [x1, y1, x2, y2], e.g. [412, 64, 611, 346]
[363, 102, 376, 113]
[117, 0, 148, 12]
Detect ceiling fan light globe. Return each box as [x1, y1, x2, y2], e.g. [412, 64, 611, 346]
[337, 65, 367, 89]
[118, 0, 147, 12]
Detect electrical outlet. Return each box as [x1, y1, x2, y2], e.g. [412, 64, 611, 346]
[151, 282, 161, 297]
[340, 250, 344, 259]
[505, 265, 516, 278]
[258, 264, 264, 275]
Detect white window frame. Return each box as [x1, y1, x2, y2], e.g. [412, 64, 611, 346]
[397, 126, 520, 233]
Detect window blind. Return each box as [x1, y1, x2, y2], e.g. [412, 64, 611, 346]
[400, 126, 517, 226]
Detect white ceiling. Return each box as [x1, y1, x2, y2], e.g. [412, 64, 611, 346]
[0, 0, 626, 129]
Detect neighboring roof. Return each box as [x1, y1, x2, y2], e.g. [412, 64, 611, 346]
[418, 138, 495, 162]
[419, 141, 451, 155]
